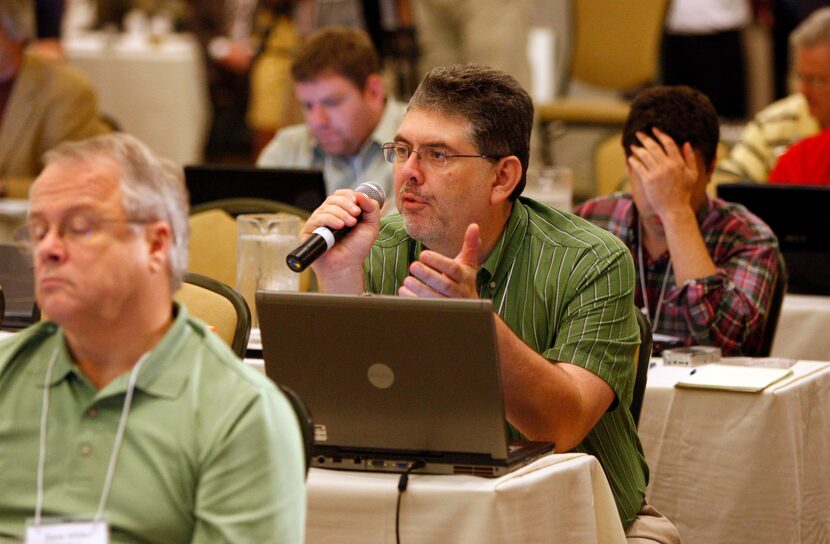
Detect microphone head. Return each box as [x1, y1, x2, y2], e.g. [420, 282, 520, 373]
[355, 182, 386, 209]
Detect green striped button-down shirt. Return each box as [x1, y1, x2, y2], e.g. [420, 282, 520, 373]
[364, 197, 647, 526]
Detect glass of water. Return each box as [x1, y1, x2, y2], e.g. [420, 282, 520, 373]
[236, 213, 301, 327]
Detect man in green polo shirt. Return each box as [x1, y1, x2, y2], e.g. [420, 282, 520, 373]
[300, 64, 679, 542]
[0, 133, 306, 542]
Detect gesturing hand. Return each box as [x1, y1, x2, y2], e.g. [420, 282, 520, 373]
[399, 223, 481, 299]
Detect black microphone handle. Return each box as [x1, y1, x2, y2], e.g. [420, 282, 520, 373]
[285, 225, 352, 272]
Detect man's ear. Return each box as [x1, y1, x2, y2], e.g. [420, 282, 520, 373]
[490, 156, 523, 205]
[363, 74, 386, 103]
[145, 222, 172, 274]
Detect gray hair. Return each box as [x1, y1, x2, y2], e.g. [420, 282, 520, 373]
[407, 64, 534, 200]
[41, 133, 190, 291]
[791, 7, 830, 49]
[0, 1, 35, 41]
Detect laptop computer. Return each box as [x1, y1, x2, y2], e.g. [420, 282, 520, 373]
[0, 243, 36, 329]
[184, 165, 326, 213]
[716, 182, 830, 296]
[256, 291, 554, 477]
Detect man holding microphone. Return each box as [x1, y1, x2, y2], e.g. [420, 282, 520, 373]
[298, 64, 680, 542]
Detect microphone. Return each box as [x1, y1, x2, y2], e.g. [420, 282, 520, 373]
[286, 182, 386, 273]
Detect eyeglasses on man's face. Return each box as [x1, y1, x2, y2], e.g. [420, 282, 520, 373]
[382, 142, 502, 170]
[24, 210, 149, 251]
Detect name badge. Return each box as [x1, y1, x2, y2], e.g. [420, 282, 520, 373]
[26, 518, 109, 544]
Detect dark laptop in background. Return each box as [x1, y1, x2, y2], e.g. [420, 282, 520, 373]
[256, 291, 553, 477]
[0, 243, 36, 329]
[184, 165, 326, 213]
[717, 182, 830, 296]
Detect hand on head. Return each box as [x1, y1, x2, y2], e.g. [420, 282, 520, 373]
[628, 127, 700, 217]
[399, 223, 480, 299]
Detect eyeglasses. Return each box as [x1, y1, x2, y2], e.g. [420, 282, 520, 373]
[24, 211, 149, 250]
[382, 142, 502, 170]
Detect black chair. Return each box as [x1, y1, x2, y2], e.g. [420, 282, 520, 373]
[278, 384, 313, 477]
[753, 252, 788, 357]
[632, 309, 653, 427]
[0, 285, 5, 327]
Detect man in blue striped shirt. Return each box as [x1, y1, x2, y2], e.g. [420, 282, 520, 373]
[300, 64, 679, 542]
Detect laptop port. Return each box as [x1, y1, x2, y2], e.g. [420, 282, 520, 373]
[316, 456, 326, 464]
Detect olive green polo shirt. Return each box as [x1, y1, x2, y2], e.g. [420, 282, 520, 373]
[364, 197, 647, 526]
[0, 305, 306, 543]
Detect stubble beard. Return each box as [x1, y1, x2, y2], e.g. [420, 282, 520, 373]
[401, 210, 449, 249]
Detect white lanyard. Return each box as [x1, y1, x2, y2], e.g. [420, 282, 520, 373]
[637, 219, 673, 333]
[34, 349, 149, 525]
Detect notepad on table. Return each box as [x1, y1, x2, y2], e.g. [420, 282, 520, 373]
[675, 363, 794, 393]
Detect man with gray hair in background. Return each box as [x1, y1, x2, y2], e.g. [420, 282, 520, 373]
[718, 7, 830, 181]
[0, 133, 306, 542]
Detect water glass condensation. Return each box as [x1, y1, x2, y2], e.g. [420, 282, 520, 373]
[236, 213, 301, 327]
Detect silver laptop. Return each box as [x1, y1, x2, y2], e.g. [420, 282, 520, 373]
[256, 291, 553, 477]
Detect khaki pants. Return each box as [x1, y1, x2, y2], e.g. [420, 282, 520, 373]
[625, 502, 682, 544]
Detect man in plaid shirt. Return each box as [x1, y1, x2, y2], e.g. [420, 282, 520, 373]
[576, 86, 782, 356]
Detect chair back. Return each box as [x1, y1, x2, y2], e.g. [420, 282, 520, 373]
[568, 0, 669, 92]
[174, 272, 251, 357]
[278, 384, 313, 477]
[188, 198, 315, 292]
[189, 208, 238, 287]
[0, 285, 5, 325]
[753, 252, 788, 357]
[593, 133, 629, 197]
[632, 309, 653, 427]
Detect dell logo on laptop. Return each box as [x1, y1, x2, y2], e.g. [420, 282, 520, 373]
[367, 363, 394, 389]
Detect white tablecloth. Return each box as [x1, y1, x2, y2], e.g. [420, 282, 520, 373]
[306, 453, 626, 544]
[63, 32, 210, 165]
[771, 294, 830, 361]
[639, 359, 830, 543]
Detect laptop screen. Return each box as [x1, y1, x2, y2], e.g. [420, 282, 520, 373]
[716, 182, 830, 295]
[184, 165, 326, 213]
[0, 243, 35, 329]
